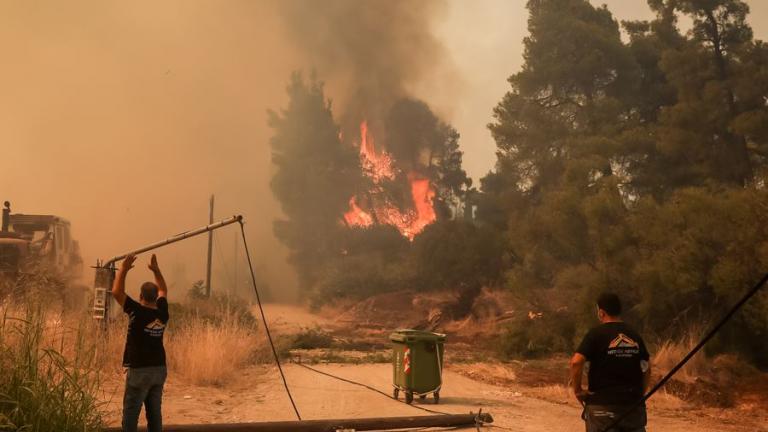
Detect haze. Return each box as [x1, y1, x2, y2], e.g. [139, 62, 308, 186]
[2, 0, 767, 301]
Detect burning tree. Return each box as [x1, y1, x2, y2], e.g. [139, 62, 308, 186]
[342, 99, 470, 240]
[269, 73, 365, 290]
[270, 74, 471, 300]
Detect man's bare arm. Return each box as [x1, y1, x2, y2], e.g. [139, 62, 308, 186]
[569, 352, 589, 402]
[111, 255, 136, 307]
[148, 254, 167, 298]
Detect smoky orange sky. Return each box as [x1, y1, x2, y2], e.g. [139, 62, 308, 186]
[2, 1, 767, 302]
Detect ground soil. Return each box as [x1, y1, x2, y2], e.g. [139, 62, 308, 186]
[99, 302, 768, 431]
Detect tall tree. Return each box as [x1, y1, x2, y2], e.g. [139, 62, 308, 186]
[635, 0, 766, 190]
[487, 0, 638, 295]
[383, 98, 470, 218]
[269, 73, 364, 291]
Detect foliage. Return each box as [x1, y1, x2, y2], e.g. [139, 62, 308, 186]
[269, 72, 364, 291]
[0, 307, 103, 431]
[268, 73, 475, 302]
[411, 220, 505, 292]
[484, 0, 768, 366]
[497, 311, 576, 359]
[171, 288, 258, 330]
[384, 98, 471, 214]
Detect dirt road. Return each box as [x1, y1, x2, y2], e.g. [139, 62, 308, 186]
[99, 304, 767, 431]
[101, 361, 765, 431]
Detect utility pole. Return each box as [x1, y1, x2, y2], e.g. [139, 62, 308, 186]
[233, 230, 238, 296]
[205, 195, 214, 298]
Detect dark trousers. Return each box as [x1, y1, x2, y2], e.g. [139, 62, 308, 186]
[122, 366, 167, 432]
[584, 404, 647, 432]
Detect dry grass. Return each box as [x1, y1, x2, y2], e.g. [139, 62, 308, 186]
[652, 328, 709, 383]
[531, 384, 571, 404]
[166, 306, 262, 387]
[0, 303, 104, 431]
[646, 389, 687, 410]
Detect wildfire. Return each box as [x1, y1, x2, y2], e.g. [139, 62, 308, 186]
[343, 121, 437, 240]
[343, 196, 373, 227]
[358, 121, 395, 182]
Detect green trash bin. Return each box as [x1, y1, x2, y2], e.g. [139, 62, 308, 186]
[389, 329, 446, 404]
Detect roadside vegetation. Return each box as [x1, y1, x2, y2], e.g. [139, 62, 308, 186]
[0, 304, 103, 432]
[269, 0, 768, 371]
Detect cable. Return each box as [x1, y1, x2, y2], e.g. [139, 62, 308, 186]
[294, 361, 454, 416]
[598, 271, 768, 432]
[238, 220, 302, 420]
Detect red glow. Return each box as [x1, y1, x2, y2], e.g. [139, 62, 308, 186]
[359, 121, 395, 182]
[343, 196, 373, 227]
[343, 121, 437, 240]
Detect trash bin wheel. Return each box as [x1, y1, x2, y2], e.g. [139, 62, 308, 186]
[419, 395, 427, 400]
[393, 388, 399, 400]
[434, 391, 440, 404]
[405, 391, 414, 405]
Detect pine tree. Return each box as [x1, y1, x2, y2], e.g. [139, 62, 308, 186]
[269, 73, 364, 290]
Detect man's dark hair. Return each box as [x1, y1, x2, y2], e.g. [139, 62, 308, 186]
[140, 282, 159, 303]
[597, 292, 622, 316]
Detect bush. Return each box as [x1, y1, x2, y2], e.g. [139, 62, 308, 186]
[311, 254, 412, 307]
[411, 220, 505, 292]
[497, 311, 575, 359]
[0, 306, 103, 431]
[170, 292, 257, 330]
[166, 305, 260, 386]
[289, 327, 334, 350]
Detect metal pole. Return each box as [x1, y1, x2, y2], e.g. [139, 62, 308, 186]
[205, 195, 214, 298]
[101, 413, 494, 432]
[103, 215, 242, 267]
[233, 230, 238, 295]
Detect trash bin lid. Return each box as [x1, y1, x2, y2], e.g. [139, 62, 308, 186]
[389, 329, 446, 343]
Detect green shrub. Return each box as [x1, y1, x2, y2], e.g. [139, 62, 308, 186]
[0, 307, 103, 431]
[497, 311, 575, 359]
[169, 292, 258, 330]
[411, 220, 505, 292]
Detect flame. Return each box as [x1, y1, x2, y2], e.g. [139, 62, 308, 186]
[408, 174, 437, 236]
[343, 196, 373, 227]
[359, 121, 395, 182]
[343, 121, 437, 240]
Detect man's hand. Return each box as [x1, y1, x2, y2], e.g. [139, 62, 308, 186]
[120, 254, 137, 273]
[148, 254, 160, 274]
[112, 254, 136, 306]
[574, 387, 593, 404]
[148, 254, 168, 299]
[569, 352, 589, 404]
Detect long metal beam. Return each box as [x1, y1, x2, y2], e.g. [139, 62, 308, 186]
[103, 215, 242, 267]
[102, 413, 494, 432]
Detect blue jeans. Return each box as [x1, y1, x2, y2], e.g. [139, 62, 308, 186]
[122, 366, 167, 432]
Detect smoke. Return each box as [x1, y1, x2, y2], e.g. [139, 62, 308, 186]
[0, 0, 456, 303]
[275, 0, 455, 134]
[0, 1, 300, 301]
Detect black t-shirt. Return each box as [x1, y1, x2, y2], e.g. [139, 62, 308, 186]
[576, 321, 649, 405]
[122, 296, 169, 368]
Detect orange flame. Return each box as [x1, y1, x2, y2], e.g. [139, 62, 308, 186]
[343, 121, 437, 240]
[343, 196, 373, 227]
[408, 174, 437, 236]
[359, 121, 395, 182]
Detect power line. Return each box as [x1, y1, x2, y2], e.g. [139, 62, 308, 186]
[239, 220, 302, 420]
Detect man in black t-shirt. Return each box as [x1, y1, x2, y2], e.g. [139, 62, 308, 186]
[570, 293, 651, 432]
[111, 254, 169, 432]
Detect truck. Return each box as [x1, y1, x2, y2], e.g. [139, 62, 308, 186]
[0, 201, 83, 289]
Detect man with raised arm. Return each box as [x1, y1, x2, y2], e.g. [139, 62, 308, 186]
[111, 253, 169, 432]
[570, 292, 651, 432]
